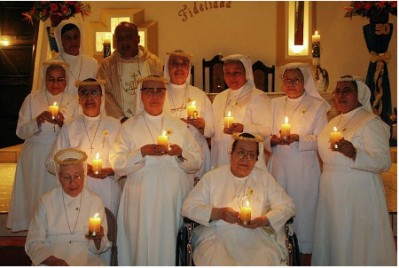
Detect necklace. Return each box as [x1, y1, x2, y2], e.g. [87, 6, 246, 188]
[82, 116, 102, 154]
[284, 92, 306, 122]
[143, 113, 164, 144]
[336, 108, 362, 132]
[60, 53, 82, 82]
[62, 190, 82, 243]
[233, 176, 250, 207]
[168, 84, 190, 118]
[118, 53, 141, 95]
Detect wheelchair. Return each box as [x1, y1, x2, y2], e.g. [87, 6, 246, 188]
[176, 218, 300, 266]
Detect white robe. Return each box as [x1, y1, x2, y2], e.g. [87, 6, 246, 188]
[25, 187, 110, 266]
[46, 114, 122, 216]
[211, 83, 271, 169]
[164, 83, 214, 179]
[266, 94, 328, 253]
[312, 107, 396, 265]
[110, 112, 202, 265]
[54, 53, 99, 95]
[7, 90, 78, 232]
[182, 165, 296, 266]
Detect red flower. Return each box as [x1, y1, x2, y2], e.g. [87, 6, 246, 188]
[364, 2, 372, 10]
[50, 3, 59, 12]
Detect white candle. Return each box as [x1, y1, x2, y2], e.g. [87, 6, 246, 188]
[186, 101, 197, 119]
[330, 126, 343, 150]
[280, 116, 291, 140]
[89, 213, 101, 236]
[92, 153, 103, 175]
[240, 200, 252, 225]
[223, 111, 234, 128]
[312, 31, 320, 44]
[157, 130, 169, 150]
[48, 102, 59, 120]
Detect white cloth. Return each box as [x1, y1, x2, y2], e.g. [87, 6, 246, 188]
[266, 93, 328, 253]
[182, 165, 295, 266]
[110, 112, 202, 265]
[25, 187, 110, 266]
[46, 114, 122, 216]
[53, 19, 99, 95]
[312, 107, 396, 265]
[7, 90, 78, 232]
[211, 83, 271, 169]
[164, 83, 214, 179]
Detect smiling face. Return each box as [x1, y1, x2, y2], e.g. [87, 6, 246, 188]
[282, 69, 305, 99]
[45, 65, 67, 96]
[58, 163, 85, 197]
[78, 84, 102, 117]
[230, 140, 258, 177]
[223, 61, 247, 90]
[334, 81, 361, 114]
[61, 26, 81, 56]
[168, 55, 190, 85]
[141, 80, 166, 116]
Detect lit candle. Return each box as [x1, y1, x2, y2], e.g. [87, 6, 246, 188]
[89, 213, 101, 236]
[240, 200, 252, 225]
[157, 130, 169, 150]
[280, 116, 291, 140]
[330, 126, 343, 150]
[223, 111, 234, 128]
[312, 31, 320, 44]
[48, 102, 59, 120]
[186, 101, 197, 119]
[92, 152, 103, 175]
[103, 34, 111, 58]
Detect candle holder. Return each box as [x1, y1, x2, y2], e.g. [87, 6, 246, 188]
[103, 42, 111, 58]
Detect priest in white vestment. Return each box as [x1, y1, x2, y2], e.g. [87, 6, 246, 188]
[266, 63, 330, 256]
[7, 62, 79, 232]
[46, 78, 121, 216]
[25, 148, 110, 266]
[97, 22, 163, 122]
[312, 76, 396, 265]
[182, 132, 295, 265]
[211, 54, 271, 169]
[110, 75, 202, 265]
[163, 50, 214, 182]
[45, 19, 99, 95]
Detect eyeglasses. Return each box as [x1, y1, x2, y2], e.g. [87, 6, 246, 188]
[332, 89, 357, 96]
[141, 88, 166, 96]
[78, 89, 102, 97]
[47, 77, 66, 83]
[60, 173, 83, 184]
[235, 150, 257, 161]
[282, 78, 303, 85]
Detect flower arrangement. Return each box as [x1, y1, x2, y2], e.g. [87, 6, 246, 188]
[22, 1, 91, 27]
[344, 1, 397, 19]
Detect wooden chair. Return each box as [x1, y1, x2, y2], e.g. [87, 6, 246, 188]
[105, 207, 118, 266]
[252, 60, 275, 92]
[202, 54, 226, 93]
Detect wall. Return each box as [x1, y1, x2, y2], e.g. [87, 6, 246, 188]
[33, 1, 397, 110]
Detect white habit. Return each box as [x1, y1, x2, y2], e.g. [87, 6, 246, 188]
[46, 114, 122, 215]
[25, 187, 110, 266]
[110, 112, 202, 265]
[7, 90, 78, 231]
[312, 107, 396, 265]
[182, 165, 295, 265]
[266, 93, 328, 253]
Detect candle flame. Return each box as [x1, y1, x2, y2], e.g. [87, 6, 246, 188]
[315, 30, 319, 35]
[333, 126, 338, 132]
[245, 200, 250, 207]
[93, 213, 99, 218]
[284, 116, 289, 124]
[227, 111, 231, 117]
[192, 101, 196, 106]
[53, 101, 58, 106]
[162, 130, 167, 136]
[95, 152, 100, 159]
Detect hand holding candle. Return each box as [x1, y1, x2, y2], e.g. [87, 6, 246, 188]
[330, 127, 343, 150]
[280, 116, 291, 140]
[49, 102, 59, 120]
[224, 111, 234, 129]
[186, 101, 197, 119]
[89, 213, 101, 236]
[92, 153, 103, 175]
[157, 130, 169, 151]
[240, 200, 252, 225]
